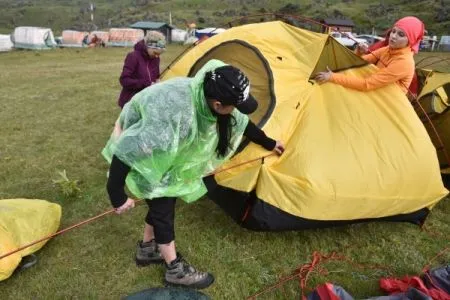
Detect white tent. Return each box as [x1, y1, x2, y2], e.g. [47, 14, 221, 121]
[12, 27, 56, 50]
[438, 36, 450, 51]
[0, 34, 13, 52]
[171, 28, 187, 43]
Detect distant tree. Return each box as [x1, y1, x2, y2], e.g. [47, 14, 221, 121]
[332, 9, 345, 19]
[238, 16, 248, 25]
[278, 3, 300, 14]
[223, 9, 237, 17]
[198, 17, 205, 24]
[435, 4, 449, 22]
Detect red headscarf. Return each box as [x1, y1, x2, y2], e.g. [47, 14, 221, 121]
[394, 16, 425, 54]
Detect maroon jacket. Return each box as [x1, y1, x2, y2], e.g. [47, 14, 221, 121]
[117, 40, 160, 108]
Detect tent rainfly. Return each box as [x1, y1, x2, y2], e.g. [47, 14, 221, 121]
[0, 34, 13, 52]
[12, 26, 56, 50]
[162, 21, 449, 231]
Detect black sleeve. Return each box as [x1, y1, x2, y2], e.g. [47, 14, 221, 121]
[107, 155, 131, 208]
[244, 121, 276, 151]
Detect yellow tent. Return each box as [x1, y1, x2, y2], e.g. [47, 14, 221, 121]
[0, 199, 61, 281]
[415, 68, 450, 175]
[162, 21, 448, 230]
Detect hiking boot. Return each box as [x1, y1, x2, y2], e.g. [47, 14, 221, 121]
[164, 256, 215, 289]
[135, 240, 164, 266]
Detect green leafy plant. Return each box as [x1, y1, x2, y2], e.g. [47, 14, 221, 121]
[52, 170, 81, 197]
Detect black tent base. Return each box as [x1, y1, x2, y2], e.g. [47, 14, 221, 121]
[204, 176, 430, 231]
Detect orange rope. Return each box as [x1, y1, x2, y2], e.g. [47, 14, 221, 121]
[0, 206, 120, 260]
[0, 154, 273, 261]
[207, 153, 275, 176]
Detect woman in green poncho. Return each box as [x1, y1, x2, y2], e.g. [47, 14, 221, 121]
[103, 59, 284, 289]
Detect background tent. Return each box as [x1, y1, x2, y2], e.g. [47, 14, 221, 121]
[162, 21, 448, 231]
[171, 28, 188, 43]
[0, 199, 61, 281]
[107, 28, 144, 47]
[415, 68, 450, 175]
[60, 30, 88, 47]
[0, 34, 13, 52]
[12, 26, 56, 50]
[438, 36, 450, 51]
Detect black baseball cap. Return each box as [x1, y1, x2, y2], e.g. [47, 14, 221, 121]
[203, 65, 258, 114]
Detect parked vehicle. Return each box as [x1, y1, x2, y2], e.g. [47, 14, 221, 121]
[355, 34, 385, 46]
[330, 31, 367, 49]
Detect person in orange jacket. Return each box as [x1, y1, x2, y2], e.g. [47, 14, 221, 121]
[315, 16, 425, 95]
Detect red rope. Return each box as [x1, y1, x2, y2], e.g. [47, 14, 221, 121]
[247, 251, 393, 300]
[420, 248, 450, 298]
[247, 247, 450, 299]
[421, 247, 450, 273]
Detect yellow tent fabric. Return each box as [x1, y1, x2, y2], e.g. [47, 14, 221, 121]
[162, 21, 448, 222]
[0, 199, 61, 281]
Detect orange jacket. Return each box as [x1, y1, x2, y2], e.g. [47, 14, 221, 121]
[330, 46, 415, 94]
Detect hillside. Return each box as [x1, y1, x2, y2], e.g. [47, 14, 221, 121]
[0, 0, 448, 35]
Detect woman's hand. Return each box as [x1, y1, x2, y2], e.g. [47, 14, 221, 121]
[112, 121, 123, 138]
[315, 67, 333, 84]
[115, 198, 135, 214]
[273, 140, 285, 155]
[356, 42, 369, 54]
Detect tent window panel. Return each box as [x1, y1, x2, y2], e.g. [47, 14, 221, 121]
[188, 41, 275, 128]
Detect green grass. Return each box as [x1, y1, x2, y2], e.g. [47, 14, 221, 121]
[0, 45, 449, 299]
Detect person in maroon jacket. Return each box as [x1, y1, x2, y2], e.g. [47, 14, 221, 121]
[117, 31, 166, 108]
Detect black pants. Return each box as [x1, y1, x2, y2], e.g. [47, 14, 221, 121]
[145, 197, 176, 244]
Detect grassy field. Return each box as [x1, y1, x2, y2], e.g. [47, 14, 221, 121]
[0, 44, 449, 300]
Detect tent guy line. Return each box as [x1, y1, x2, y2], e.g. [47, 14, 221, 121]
[0, 153, 274, 261]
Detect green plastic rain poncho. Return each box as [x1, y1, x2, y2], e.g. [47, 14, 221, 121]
[102, 59, 249, 202]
